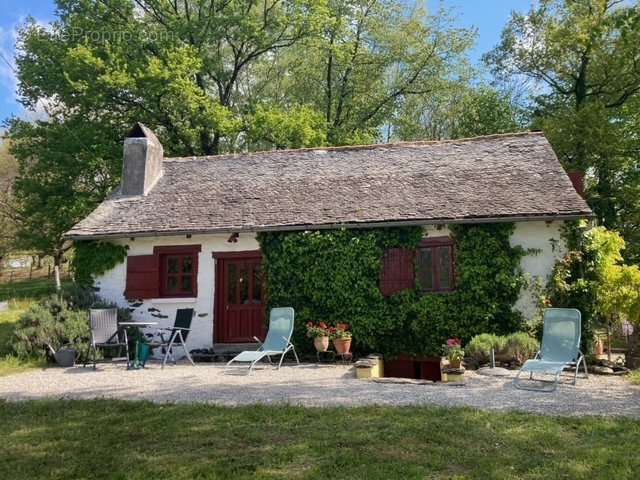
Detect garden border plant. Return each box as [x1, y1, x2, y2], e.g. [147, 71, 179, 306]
[10, 286, 131, 362]
[258, 223, 527, 357]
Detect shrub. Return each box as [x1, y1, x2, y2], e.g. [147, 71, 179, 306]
[11, 303, 57, 358]
[61, 283, 100, 310]
[466, 334, 506, 363]
[505, 332, 539, 364]
[10, 290, 131, 360]
[11, 297, 90, 359]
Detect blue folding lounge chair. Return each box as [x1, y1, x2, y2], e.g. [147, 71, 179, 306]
[226, 307, 299, 373]
[514, 308, 588, 392]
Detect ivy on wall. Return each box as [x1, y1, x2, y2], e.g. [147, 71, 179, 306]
[258, 223, 526, 357]
[546, 221, 605, 353]
[71, 240, 128, 287]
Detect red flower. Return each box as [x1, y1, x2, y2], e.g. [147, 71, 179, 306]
[306, 321, 313, 328]
[447, 338, 461, 347]
[336, 323, 349, 331]
[319, 322, 328, 329]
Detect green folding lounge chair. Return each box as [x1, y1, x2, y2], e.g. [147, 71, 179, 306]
[226, 307, 299, 373]
[514, 308, 588, 392]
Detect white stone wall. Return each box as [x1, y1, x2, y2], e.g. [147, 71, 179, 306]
[424, 221, 565, 321]
[93, 233, 260, 352]
[93, 221, 566, 350]
[510, 221, 566, 320]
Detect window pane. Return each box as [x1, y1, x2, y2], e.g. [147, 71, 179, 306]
[252, 264, 262, 303]
[227, 264, 237, 304]
[166, 275, 178, 292]
[417, 248, 434, 291]
[438, 246, 452, 289]
[182, 256, 193, 274]
[239, 266, 249, 304]
[181, 275, 192, 293]
[167, 257, 179, 274]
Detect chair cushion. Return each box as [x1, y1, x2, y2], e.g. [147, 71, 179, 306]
[521, 359, 568, 374]
[231, 351, 268, 363]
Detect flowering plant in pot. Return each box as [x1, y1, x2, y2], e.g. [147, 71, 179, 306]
[329, 323, 352, 354]
[306, 321, 330, 352]
[443, 337, 464, 368]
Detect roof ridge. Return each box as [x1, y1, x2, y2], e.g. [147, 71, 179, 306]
[164, 131, 544, 162]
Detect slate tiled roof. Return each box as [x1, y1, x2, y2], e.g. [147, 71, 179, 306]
[66, 132, 592, 239]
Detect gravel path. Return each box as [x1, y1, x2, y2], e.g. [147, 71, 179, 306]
[1, 362, 639, 417]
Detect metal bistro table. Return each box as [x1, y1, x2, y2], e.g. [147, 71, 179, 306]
[119, 321, 158, 369]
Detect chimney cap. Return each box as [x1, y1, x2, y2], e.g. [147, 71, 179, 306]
[127, 122, 159, 141]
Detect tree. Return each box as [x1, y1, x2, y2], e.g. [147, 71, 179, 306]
[0, 138, 19, 262]
[549, 225, 640, 364]
[6, 117, 123, 288]
[587, 227, 640, 364]
[261, 0, 475, 144]
[392, 84, 527, 141]
[15, 0, 327, 156]
[485, 0, 640, 231]
[246, 104, 326, 150]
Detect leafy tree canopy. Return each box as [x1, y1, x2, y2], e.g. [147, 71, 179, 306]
[485, 0, 640, 259]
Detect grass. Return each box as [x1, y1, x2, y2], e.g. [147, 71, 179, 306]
[0, 299, 45, 377]
[0, 401, 638, 480]
[629, 370, 640, 385]
[0, 277, 70, 301]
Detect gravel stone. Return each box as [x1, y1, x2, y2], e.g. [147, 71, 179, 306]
[1, 363, 639, 417]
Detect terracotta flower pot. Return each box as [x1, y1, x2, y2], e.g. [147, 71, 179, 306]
[594, 340, 604, 356]
[333, 338, 352, 355]
[314, 336, 329, 352]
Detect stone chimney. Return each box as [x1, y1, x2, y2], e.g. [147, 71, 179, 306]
[567, 170, 586, 198]
[121, 123, 164, 196]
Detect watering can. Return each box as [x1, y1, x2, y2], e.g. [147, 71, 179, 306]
[45, 343, 77, 367]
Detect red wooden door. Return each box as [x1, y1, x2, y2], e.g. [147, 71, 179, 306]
[215, 253, 265, 343]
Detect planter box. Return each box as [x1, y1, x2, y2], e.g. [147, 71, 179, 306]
[384, 354, 442, 382]
[355, 354, 384, 379]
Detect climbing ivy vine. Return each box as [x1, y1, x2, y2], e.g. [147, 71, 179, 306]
[258, 223, 526, 356]
[71, 240, 128, 287]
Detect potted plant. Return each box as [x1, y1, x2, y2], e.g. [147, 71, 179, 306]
[306, 321, 330, 352]
[330, 323, 352, 355]
[443, 337, 464, 368]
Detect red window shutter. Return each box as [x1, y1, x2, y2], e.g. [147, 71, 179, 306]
[380, 248, 415, 296]
[124, 255, 160, 299]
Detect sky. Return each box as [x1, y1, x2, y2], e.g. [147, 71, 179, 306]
[0, 0, 535, 122]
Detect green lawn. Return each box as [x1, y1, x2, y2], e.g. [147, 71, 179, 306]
[0, 277, 69, 301]
[0, 401, 638, 480]
[0, 299, 45, 376]
[630, 370, 640, 385]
